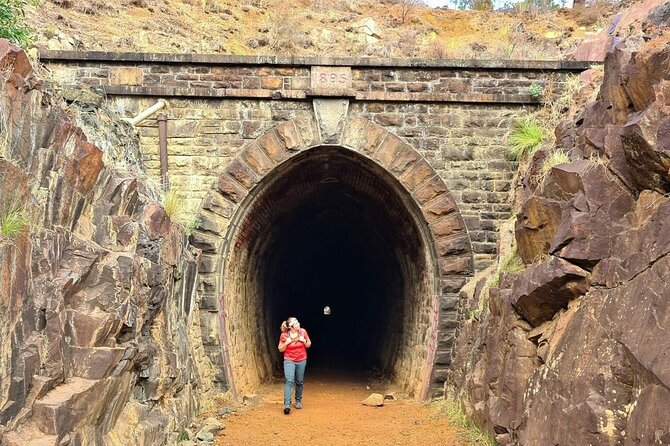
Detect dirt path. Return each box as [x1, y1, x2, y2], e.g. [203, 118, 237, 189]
[213, 369, 466, 446]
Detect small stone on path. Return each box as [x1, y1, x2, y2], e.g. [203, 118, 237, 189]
[362, 393, 384, 406]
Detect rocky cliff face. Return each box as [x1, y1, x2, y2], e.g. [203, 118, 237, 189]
[0, 41, 213, 445]
[450, 6, 669, 446]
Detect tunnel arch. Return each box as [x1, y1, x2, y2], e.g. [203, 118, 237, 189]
[192, 114, 473, 399]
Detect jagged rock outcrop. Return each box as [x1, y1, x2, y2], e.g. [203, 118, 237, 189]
[0, 41, 213, 445]
[450, 8, 669, 446]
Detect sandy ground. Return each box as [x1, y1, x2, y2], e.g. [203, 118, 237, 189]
[213, 369, 465, 446]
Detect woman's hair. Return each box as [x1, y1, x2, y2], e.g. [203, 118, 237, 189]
[281, 317, 297, 332]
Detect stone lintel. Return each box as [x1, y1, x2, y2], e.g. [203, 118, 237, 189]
[40, 50, 595, 71]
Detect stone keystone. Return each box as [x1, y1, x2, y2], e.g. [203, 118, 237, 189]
[312, 98, 350, 144]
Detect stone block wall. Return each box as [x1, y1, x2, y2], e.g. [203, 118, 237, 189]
[41, 51, 590, 271]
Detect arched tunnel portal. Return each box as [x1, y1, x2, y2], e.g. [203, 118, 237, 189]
[194, 116, 474, 399]
[223, 146, 439, 395]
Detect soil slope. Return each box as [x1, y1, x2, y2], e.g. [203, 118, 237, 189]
[26, 0, 619, 59]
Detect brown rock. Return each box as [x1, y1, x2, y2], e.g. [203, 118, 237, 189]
[0, 40, 33, 78]
[543, 161, 635, 267]
[515, 195, 564, 265]
[359, 123, 386, 156]
[511, 257, 589, 327]
[422, 194, 458, 224]
[387, 142, 420, 176]
[593, 198, 670, 287]
[439, 254, 472, 276]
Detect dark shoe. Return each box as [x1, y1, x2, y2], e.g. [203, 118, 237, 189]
[295, 401, 302, 409]
[283, 407, 290, 415]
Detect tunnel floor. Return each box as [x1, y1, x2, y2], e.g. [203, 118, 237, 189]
[214, 368, 465, 446]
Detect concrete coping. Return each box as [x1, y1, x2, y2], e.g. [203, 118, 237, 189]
[39, 50, 598, 71]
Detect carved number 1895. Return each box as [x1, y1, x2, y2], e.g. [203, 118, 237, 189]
[319, 73, 348, 84]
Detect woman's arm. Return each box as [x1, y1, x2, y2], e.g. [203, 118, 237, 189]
[301, 329, 312, 348]
[278, 334, 290, 352]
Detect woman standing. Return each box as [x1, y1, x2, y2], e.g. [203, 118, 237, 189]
[278, 317, 312, 414]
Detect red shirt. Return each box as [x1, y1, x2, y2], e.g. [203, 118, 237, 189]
[280, 329, 310, 362]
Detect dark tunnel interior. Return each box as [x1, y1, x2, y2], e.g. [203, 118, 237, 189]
[265, 185, 403, 370]
[224, 146, 437, 387]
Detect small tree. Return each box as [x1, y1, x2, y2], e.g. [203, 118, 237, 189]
[0, 0, 36, 48]
[396, 0, 423, 24]
[454, 0, 492, 10]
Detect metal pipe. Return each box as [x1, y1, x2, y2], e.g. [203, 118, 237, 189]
[157, 113, 169, 190]
[127, 100, 166, 126]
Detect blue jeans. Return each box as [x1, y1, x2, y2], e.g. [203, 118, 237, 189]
[283, 359, 307, 407]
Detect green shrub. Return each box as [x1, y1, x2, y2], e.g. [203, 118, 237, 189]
[0, 205, 27, 241]
[529, 83, 544, 101]
[185, 218, 202, 235]
[0, 0, 37, 48]
[508, 117, 545, 161]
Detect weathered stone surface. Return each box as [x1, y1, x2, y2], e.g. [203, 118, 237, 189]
[593, 196, 670, 287]
[430, 215, 464, 238]
[341, 116, 369, 150]
[68, 347, 127, 379]
[372, 132, 403, 168]
[414, 176, 449, 205]
[451, 15, 670, 445]
[358, 121, 387, 156]
[515, 195, 564, 264]
[400, 159, 434, 192]
[240, 142, 275, 176]
[439, 254, 472, 276]
[291, 114, 320, 149]
[421, 194, 458, 223]
[216, 173, 248, 203]
[518, 160, 636, 268]
[201, 191, 236, 219]
[225, 158, 259, 190]
[312, 98, 349, 144]
[511, 257, 589, 327]
[0, 42, 208, 445]
[275, 120, 303, 151]
[387, 142, 420, 176]
[256, 131, 287, 163]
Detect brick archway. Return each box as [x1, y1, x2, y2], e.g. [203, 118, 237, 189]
[192, 113, 473, 399]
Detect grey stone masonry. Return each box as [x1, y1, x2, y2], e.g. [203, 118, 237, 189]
[40, 51, 591, 271]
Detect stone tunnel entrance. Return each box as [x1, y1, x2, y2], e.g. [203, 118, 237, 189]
[222, 146, 440, 397]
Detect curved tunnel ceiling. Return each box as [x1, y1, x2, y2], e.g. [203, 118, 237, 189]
[223, 146, 439, 395]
